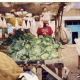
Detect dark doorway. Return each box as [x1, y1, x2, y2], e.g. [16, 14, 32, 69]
[72, 32, 78, 44]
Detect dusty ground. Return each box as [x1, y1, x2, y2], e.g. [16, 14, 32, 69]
[62, 44, 80, 80]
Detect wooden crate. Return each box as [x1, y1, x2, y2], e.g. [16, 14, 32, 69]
[15, 48, 64, 80]
[0, 46, 8, 53]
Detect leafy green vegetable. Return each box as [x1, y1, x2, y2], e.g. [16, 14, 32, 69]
[7, 34, 62, 61]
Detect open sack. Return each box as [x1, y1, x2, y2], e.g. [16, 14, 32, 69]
[0, 52, 23, 80]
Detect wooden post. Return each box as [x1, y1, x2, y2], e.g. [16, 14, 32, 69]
[55, 17, 57, 38]
[58, 48, 61, 59]
[57, 14, 60, 42]
[2, 28, 5, 41]
[58, 68, 62, 78]
[78, 55, 80, 69]
[37, 68, 42, 80]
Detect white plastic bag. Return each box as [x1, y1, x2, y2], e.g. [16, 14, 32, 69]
[22, 19, 26, 29]
[3, 17, 7, 28]
[39, 16, 43, 28]
[15, 18, 19, 30]
[60, 27, 71, 44]
[26, 20, 30, 29]
[18, 71, 39, 80]
[74, 38, 80, 55]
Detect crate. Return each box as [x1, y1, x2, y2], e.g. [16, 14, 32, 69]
[0, 46, 8, 53]
[15, 57, 64, 80]
[15, 48, 64, 80]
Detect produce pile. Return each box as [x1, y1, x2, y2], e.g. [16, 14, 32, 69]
[0, 29, 62, 61]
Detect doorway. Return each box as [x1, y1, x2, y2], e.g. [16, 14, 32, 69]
[72, 32, 78, 44]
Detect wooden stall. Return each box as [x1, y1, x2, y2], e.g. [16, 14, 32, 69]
[15, 48, 64, 80]
[0, 2, 67, 80]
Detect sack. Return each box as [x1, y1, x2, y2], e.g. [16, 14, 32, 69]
[18, 71, 39, 80]
[60, 27, 71, 44]
[0, 52, 23, 80]
[74, 38, 80, 55]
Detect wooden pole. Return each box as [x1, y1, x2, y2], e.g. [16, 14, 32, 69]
[58, 48, 61, 59]
[2, 28, 5, 41]
[37, 68, 42, 80]
[55, 17, 57, 38]
[57, 14, 60, 42]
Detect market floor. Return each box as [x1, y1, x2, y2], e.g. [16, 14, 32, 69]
[62, 44, 80, 80]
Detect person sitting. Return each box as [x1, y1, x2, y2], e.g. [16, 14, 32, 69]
[37, 22, 53, 37]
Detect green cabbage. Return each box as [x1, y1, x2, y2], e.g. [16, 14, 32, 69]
[7, 34, 62, 61]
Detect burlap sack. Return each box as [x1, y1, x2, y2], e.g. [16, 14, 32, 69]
[0, 52, 24, 80]
[60, 27, 71, 44]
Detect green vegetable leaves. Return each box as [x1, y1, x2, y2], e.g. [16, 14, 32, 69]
[7, 34, 62, 61]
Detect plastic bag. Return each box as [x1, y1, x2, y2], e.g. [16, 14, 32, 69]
[74, 38, 80, 55]
[26, 20, 31, 29]
[22, 19, 27, 29]
[18, 71, 39, 80]
[3, 17, 7, 28]
[60, 27, 71, 44]
[15, 18, 19, 30]
[41, 12, 50, 24]
[39, 16, 43, 28]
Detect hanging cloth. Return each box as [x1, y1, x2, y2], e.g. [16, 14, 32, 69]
[39, 16, 43, 28]
[15, 18, 19, 30]
[26, 19, 31, 29]
[0, 17, 3, 27]
[22, 19, 27, 29]
[3, 17, 7, 28]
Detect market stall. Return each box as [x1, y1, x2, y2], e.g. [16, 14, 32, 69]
[0, 2, 69, 80]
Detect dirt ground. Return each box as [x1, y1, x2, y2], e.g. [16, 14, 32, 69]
[62, 44, 80, 80]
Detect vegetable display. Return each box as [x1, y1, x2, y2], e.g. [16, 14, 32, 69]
[0, 29, 62, 61]
[6, 31, 62, 61]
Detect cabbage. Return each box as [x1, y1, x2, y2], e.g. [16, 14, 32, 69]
[25, 44, 31, 49]
[41, 53, 49, 60]
[7, 34, 62, 61]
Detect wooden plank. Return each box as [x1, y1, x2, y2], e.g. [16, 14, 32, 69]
[37, 68, 42, 80]
[0, 49, 8, 52]
[58, 48, 61, 59]
[0, 46, 8, 49]
[44, 57, 64, 65]
[2, 28, 5, 41]
[41, 64, 62, 80]
[58, 68, 62, 78]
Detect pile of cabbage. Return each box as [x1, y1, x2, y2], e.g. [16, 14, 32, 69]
[7, 34, 62, 61]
